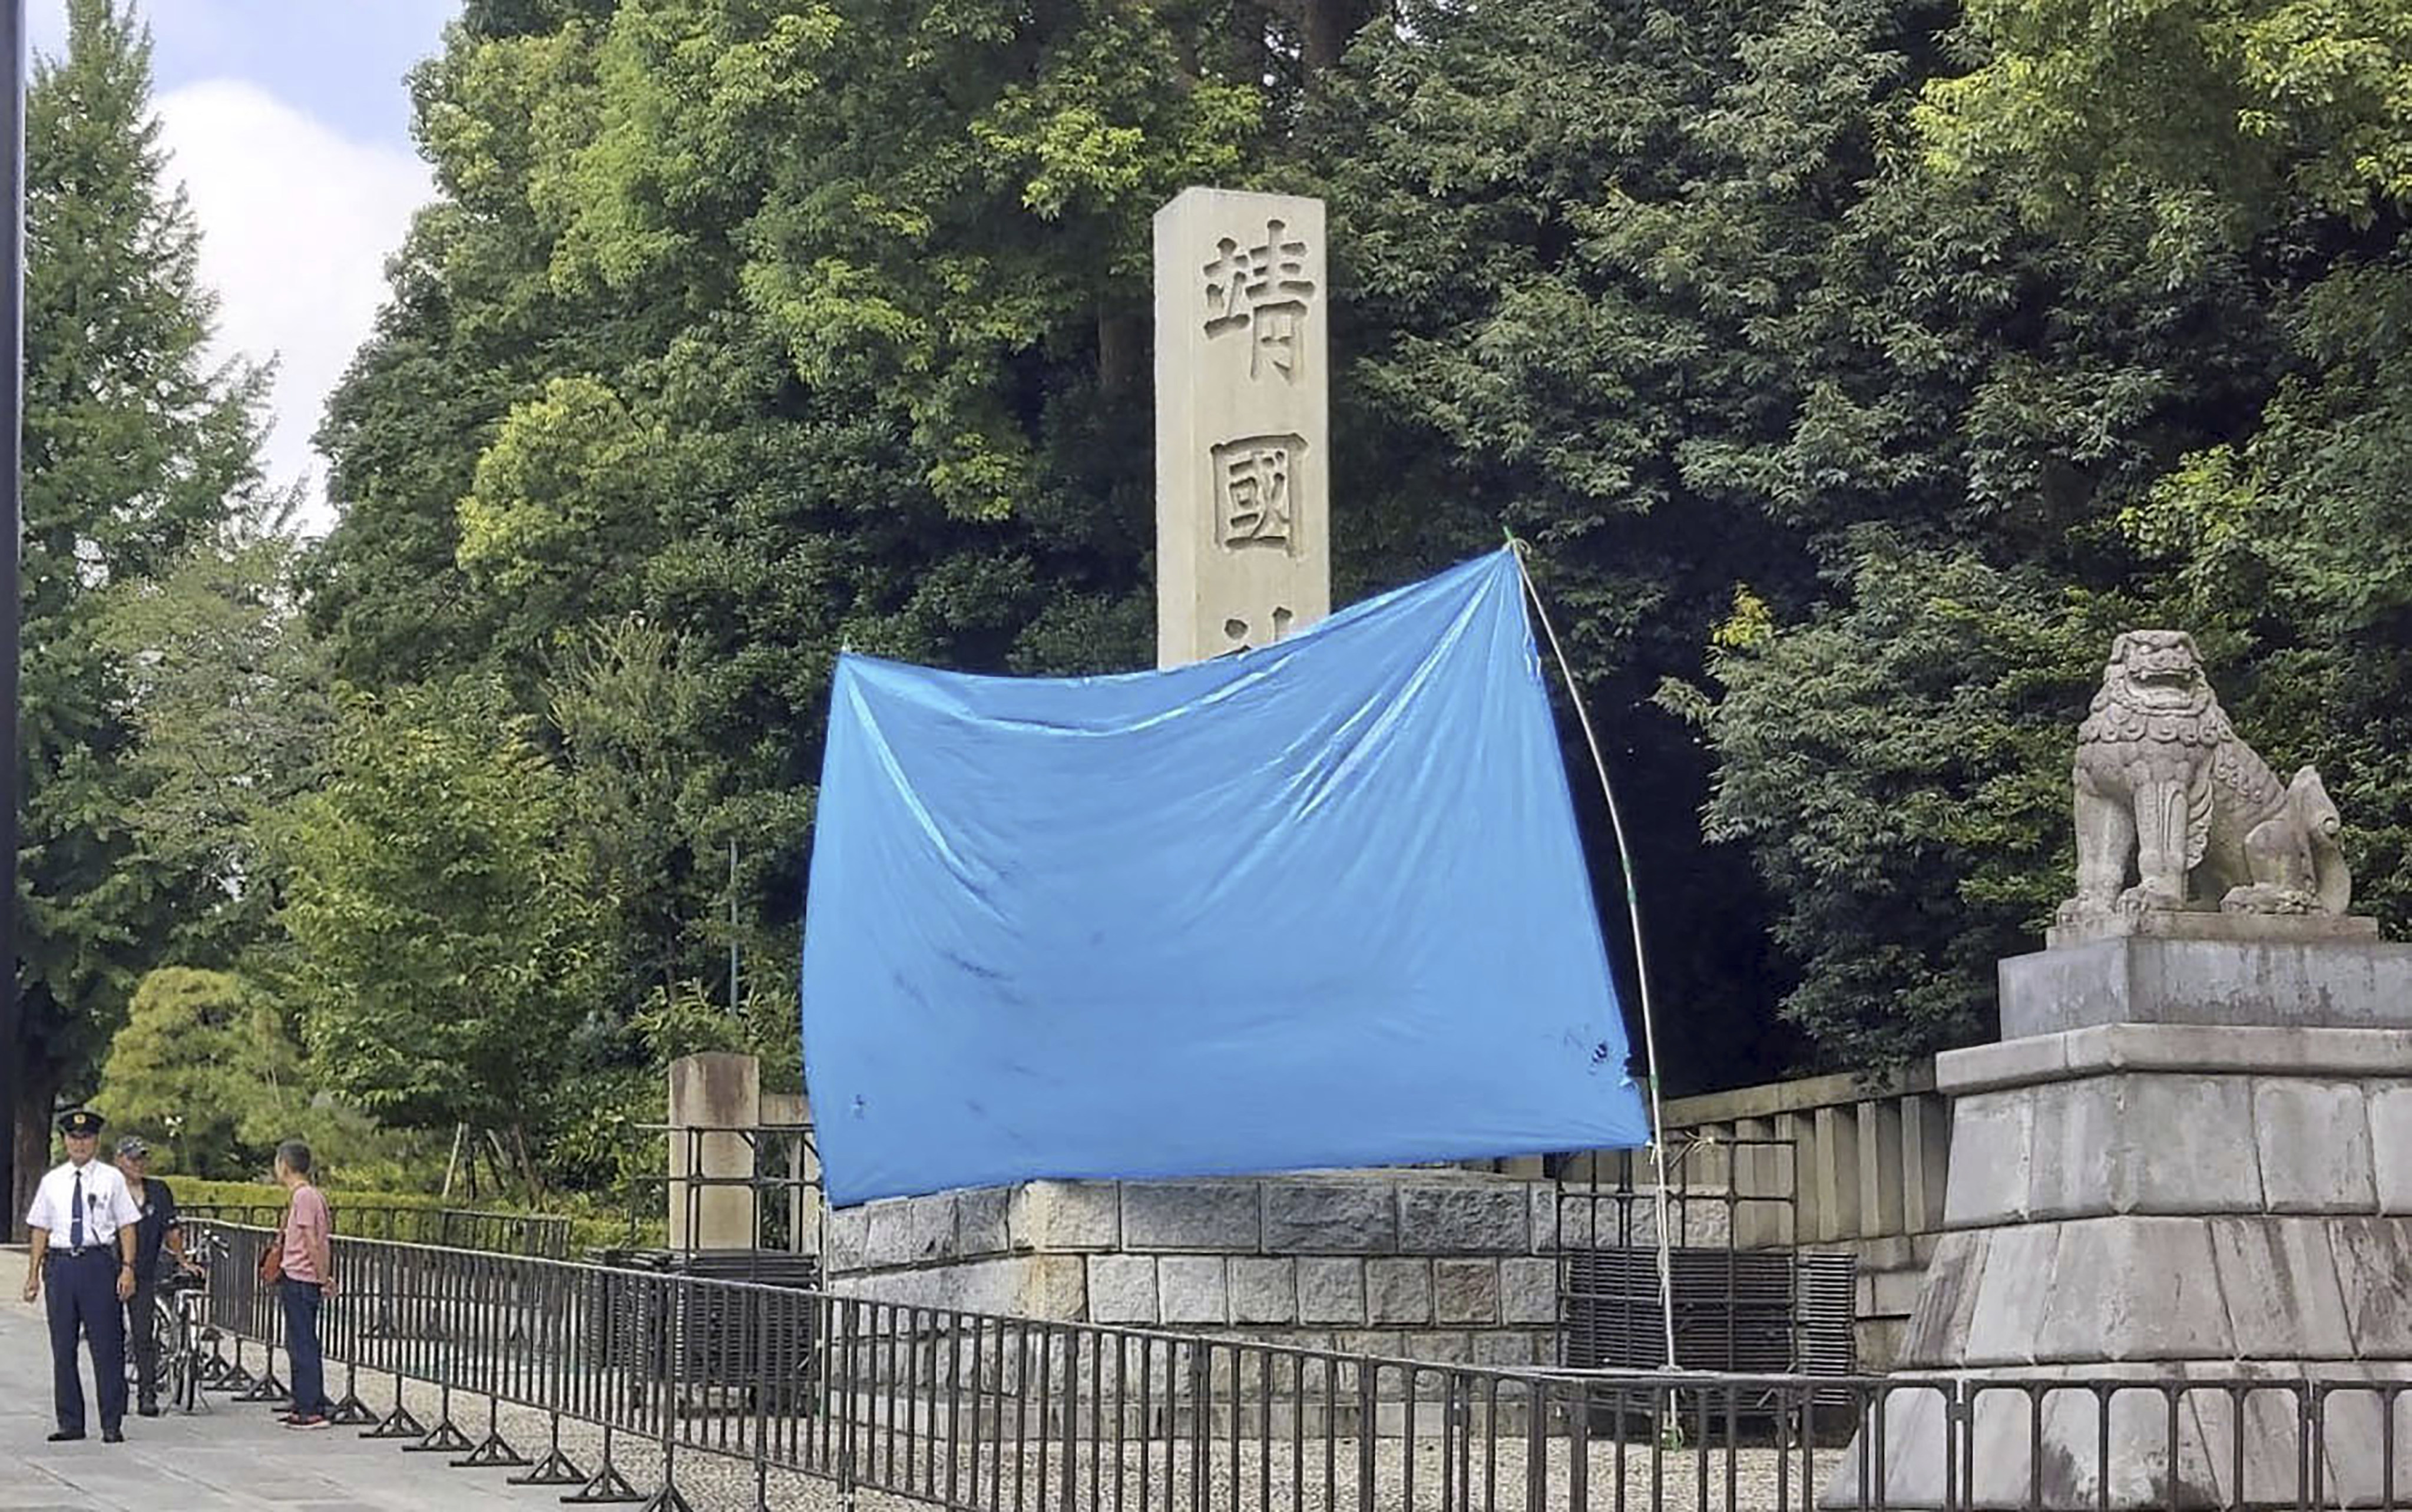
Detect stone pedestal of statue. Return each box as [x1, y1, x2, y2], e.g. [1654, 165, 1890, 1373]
[1825, 915, 2412, 1508]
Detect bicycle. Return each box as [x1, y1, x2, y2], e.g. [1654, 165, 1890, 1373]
[129, 1228, 224, 1415]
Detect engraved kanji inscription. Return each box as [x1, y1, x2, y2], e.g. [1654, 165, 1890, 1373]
[1220, 607, 1297, 653]
[1201, 219, 1316, 381]
[1211, 434, 1305, 551]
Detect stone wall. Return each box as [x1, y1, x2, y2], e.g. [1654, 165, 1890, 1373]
[825, 1169, 1728, 1371]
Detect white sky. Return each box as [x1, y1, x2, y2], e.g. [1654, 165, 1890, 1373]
[29, 2, 454, 536]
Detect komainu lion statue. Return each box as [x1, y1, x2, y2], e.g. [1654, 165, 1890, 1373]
[2060, 630, 2351, 922]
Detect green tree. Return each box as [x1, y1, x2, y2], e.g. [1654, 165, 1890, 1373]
[95, 968, 302, 1177]
[303, 14, 615, 686]
[545, 616, 733, 1005]
[96, 531, 332, 965]
[1921, 0, 2412, 236]
[1300, 0, 2286, 1075]
[272, 678, 614, 1197]
[98, 965, 425, 1186]
[307, 0, 1277, 1014]
[14, 0, 278, 1210]
[1668, 545, 2135, 1064]
[1919, 0, 2412, 959]
[2116, 254, 2412, 928]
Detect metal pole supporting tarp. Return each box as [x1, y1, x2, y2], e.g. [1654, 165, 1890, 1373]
[1508, 536, 1681, 1372]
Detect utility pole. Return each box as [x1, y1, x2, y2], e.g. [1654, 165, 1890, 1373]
[1, 0, 28, 1238]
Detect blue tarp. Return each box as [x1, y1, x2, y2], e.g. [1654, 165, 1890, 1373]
[798, 548, 1651, 1206]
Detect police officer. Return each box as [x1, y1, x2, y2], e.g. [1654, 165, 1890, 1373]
[19, 1108, 144, 1443]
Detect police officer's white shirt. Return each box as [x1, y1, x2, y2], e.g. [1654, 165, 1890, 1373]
[25, 1157, 142, 1249]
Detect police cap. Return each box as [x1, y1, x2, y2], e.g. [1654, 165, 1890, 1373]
[56, 1108, 105, 1139]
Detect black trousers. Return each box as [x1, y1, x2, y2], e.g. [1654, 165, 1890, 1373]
[125, 1279, 159, 1404]
[45, 1248, 127, 1434]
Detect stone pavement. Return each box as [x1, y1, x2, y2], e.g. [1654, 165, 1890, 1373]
[0, 1277, 554, 1512]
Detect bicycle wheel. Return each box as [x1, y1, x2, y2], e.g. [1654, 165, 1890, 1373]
[157, 1296, 188, 1411]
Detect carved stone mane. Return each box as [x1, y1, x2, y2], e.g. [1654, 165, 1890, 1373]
[2060, 630, 2351, 925]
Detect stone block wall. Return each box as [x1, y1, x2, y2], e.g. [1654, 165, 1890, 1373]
[1846, 1235, 1940, 1369]
[825, 1169, 1728, 1371]
[1907, 1041, 2412, 1372]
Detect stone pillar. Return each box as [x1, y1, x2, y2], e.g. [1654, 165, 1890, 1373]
[760, 1090, 821, 1256]
[1829, 915, 2412, 1508]
[1900, 1092, 1951, 1235]
[1814, 1102, 1862, 1240]
[1859, 1098, 1905, 1239]
[667, 1052, 760, 1251]
[1732, 1115, 1789, 1248]
[1153, 187, 1331, 668]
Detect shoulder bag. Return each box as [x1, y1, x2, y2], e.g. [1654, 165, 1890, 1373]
[258, 1216, 284, 1285]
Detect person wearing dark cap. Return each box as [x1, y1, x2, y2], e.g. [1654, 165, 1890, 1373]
[113, 1136, 186, 1417]
[19, 1108, 144, 1442]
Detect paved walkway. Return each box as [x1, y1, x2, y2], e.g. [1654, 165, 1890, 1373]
[0, 1277, 557, 1512]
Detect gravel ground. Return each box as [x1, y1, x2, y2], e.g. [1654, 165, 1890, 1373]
[190, 1341, 1849, 1511]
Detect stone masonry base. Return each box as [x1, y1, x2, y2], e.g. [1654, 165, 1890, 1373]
[825, 1169, 1728, 1375]
[1829, 1001, 2412, 1510]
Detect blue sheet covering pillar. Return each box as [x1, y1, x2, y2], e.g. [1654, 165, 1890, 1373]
[799, 549, 1651, 1206]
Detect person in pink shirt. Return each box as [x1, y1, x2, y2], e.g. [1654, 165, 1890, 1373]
[272, 1140, 336, 1428]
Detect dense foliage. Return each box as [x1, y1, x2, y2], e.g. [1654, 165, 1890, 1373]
[19, 0, 2412, 1197]
[9, 0, 284, 1207]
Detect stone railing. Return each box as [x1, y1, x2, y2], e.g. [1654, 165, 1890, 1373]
[1656, 1061, 1949, 1248]
[1654, 1061, 1953, 1369]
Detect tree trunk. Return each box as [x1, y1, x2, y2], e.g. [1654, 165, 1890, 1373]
[1302, 0, 1374, 80]
[509, 1123, 545, 1206]
[1231, 0, 1269, 92]
[1097, 309, 1144, 399]
[483, 1127, 520, 1206]
[11, 1068, 61, 1240]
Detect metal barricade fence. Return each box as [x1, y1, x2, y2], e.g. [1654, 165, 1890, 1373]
[181, 1202, 572, 1258]
[186, 1223, 2412, 1511]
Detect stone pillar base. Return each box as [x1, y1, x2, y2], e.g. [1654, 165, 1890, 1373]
[1830, 1363, 2411, 1510]
[1828, 1009, 2412, 1508]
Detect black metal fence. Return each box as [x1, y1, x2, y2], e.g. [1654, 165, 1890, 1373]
[186, 1221, 2412, 1511]
[1553, 1134, 1838, 1381]
[621, 1119, 822, 1259]
[1561, 1249, 1857, 1383]
[181, 1202, 572, 1259]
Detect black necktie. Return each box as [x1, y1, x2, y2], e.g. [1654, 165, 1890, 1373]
[70, 1170, 85, 1249]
